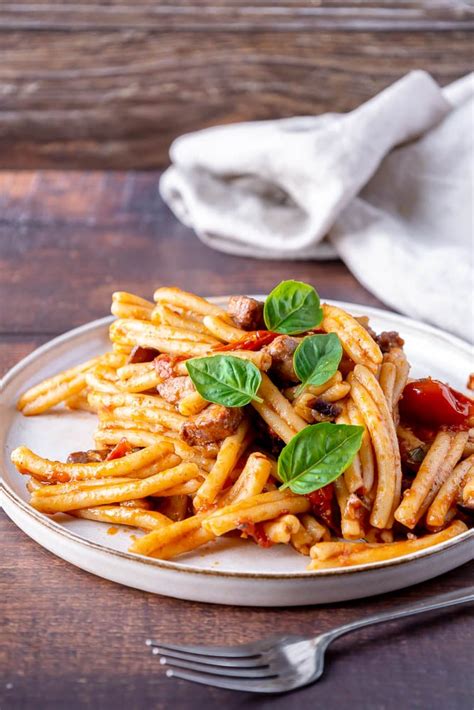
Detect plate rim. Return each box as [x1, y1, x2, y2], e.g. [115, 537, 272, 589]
[1, 299, 473, 580]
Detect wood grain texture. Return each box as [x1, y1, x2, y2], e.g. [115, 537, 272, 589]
[3, 1, 474, 31]
[0, 1, 472, 168]
[0, 336, 50, 374]
[0, 511, 472, 710]
[0, 169, 384, 336]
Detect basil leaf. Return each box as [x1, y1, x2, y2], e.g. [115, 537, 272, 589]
[278, 423, 364, 495]
[263, 280, 323, 334]
[186, 355, 263, 407]
[294, 333, 343, 395]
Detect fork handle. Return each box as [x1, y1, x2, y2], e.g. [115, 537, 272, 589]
[320, 586, 474, 645]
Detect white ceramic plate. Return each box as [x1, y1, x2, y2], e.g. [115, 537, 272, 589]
[1, 299, 473, 606]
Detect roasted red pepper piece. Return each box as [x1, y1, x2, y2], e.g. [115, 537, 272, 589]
[127, 345, 159, 364]
[399, 378, 474, 430]
[213, 330, 279, 352]
[106, 438, 132, 460]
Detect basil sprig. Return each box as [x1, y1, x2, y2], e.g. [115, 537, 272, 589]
[186, 354, 263, 407]
[293, 333, 343, 396]
[263, 280, 323, 334]
[278, 423, 364, 495]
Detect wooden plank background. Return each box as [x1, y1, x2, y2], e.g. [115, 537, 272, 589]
[0, 170, 385, 337]
[1, 1, 473, 168]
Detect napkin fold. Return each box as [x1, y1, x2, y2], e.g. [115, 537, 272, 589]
[160, 71, 474, 342]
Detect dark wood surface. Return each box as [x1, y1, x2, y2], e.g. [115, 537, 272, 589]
[1, 1, 473, 169]
[0, 170, 385, 336]
[1, 170, 473, 710]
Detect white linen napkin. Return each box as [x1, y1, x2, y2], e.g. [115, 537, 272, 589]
[159, 71, 474, 342]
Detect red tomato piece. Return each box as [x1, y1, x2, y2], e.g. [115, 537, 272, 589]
[307, 484, 335, 530]
[239, 521, 273, 548]
[399, 378, 474, 430]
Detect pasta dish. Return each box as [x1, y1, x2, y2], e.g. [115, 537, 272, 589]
[10, 282, 474, 569]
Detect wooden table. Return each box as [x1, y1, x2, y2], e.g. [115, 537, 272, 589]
[1, 2, 473, 168]
[1, 170, 473, 709]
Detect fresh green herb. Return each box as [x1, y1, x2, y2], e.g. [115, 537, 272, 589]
[263, 280, 323, 335]
[278, 423, 364, 495]
[185, 355, 263, 408]
[293, 333, 343, 396]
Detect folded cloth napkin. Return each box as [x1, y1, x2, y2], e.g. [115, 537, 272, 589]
[159, 71, 474, 342]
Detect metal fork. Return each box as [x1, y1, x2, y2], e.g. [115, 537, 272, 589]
[146, 586, 474, 693]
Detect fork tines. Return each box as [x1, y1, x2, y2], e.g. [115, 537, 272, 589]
[145, 639, 280, 692]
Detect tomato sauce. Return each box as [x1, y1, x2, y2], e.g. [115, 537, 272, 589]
[239, 521, 273, 548]
[307, 484, 336, 531]
[399, 378, 474, 432]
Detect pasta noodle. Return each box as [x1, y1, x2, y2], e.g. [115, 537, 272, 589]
[349, 377, 397, 529]
[193, 421, 249, 511]
[334, 475, 365, 540]
[322, 304, 383, 372]
[202, 315, 247, 342]
[336, 409, 363, 493]
[395, 430, 469, 529]
[347, 400, 375, 495]
[308, 521, 467, 569]
[203, 490, 311, 537]
[30, 463, 201, 513]
[70, 505, 171, 530]
[426, 454, 474, 529]
[352, 364, 402, 516]
[151, 303, 210, 336]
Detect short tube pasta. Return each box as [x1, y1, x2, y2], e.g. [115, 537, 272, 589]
[426, 454, 474, 529]
[11, 441, 177, 483]
[352, 364, 402, 515]
[308, 521, 467, 569]
[347, 400, 375, 495]
[322, 304, 382, 372]
[70, 505, 172, 530]
[349, 377, 397, 529]
[262, 514, 301, 544]
[257, 373, 307, 433]
[334, 475, 365, 540]
[153, 287, 226, 318]
[193, 421, 249, 511]
[336, 409, 363, 493]
[31, 463, 201, 513]
[202, 315, 247, 342]
[151, 303, 211, 336]
[395, 430, 468, 529]
[220, 452, 272, 505]
[203, 490, 310, 537]
[178, 391, 208, 417]
[251, 399, 298, 444]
